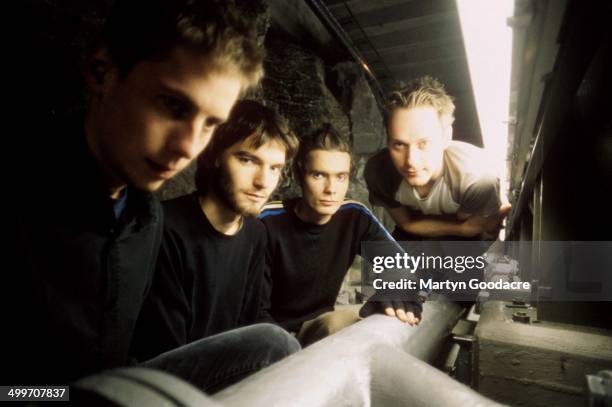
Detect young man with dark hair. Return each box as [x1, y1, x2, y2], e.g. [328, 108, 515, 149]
[365, 76, 510, 241]
[259, 125, 423, 347]
[5, 0, 275, 386]
[132, 100, 301, 392]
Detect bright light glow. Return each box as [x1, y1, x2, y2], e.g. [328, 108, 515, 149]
[456, 0, 514, 205]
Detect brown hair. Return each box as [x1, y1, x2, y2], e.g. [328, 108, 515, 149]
[293, 123, 353, 184]
[103, 0, 264, 88]
[195, 100, 299, 193]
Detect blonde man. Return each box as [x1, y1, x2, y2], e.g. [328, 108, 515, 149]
[365, 76, 510, 241]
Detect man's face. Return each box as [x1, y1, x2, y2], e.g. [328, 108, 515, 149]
[387, 106, 450, 187]
[216, 134, 287, 216]
[302, 149, 351, 218]
[87, 45, 244, 193]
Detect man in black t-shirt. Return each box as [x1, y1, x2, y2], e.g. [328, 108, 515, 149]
[133, 100, 301, 392]
[259, 125, 423, 347]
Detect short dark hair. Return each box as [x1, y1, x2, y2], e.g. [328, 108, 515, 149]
[293, 124, 353, 183]
[103, 0, 264, 87]
[195, 100, 299, 193]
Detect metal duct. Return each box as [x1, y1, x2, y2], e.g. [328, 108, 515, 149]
[214, 299, 503, 406]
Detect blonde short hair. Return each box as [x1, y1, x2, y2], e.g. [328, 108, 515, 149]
[386, 76, 455, 127]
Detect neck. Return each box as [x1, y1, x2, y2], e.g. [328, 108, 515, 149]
[200, 191, 242, 235]
[295, 199, 332, 225]
[414, 183, 433, 198]
[84, 112, 126, 199]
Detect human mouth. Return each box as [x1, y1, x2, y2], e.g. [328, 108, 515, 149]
[146, 159, 179, 179]
[405, 169, 420, 177]
[244, 192, 267, 202]
[319, 200, 338, 206]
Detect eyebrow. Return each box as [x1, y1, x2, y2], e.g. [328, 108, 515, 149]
[236, 150, 287, 167]
[235, 150, 262, 163]
[158, 83, 226, 125]
[391, 137, 431, 144]
[309, 169, 350, 176]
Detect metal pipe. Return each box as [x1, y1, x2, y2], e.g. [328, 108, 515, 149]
[213, 299, 503, 406]
[444, 343, 462, 374]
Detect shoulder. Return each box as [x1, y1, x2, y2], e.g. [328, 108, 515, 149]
[336, 200, 394, 241]
[258, 200, 297, 228]
[162, 192, 198, 214]
[337, 199, 373, 215]
[161, 193, 201, 233]
[444, 141, 495, 175]
[258, 200, 287, 220]
[364, 148, 395, 179]
[336, 200, 380, 224]
[444, 141, 498, 186]
[364, 149, 403, 203]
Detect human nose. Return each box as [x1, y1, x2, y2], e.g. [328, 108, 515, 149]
[324, 178, 336, 195]
[405, 145, 418, 168]
[253, 167, 274, 190]
[171, 119, 212, 160]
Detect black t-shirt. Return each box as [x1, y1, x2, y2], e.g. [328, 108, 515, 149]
[258, 198, 394, 332]
[132, 192, 267, 361]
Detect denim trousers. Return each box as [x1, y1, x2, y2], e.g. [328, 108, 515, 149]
[142, 323, 300, 394]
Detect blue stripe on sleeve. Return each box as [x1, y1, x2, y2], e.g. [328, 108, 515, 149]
[338, 204, 395, 242]
[258, 208, 287, 219]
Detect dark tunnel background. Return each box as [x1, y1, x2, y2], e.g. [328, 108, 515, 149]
[9, 0, 612, 405]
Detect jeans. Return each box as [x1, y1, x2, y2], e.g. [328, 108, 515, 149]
[142, 323, 300, 394]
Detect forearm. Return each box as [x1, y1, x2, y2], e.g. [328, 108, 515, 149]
[398, 217, 467, 237]
[387, 206, 479, 238]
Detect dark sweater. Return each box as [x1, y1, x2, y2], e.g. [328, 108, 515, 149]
[5, 115, 163, 385]
[132, 192, 267, 361]
[258, 198, 394, 332]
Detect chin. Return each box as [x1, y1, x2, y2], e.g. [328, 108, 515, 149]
[406, 176, 430, 187]
[237, 202, 264, 217]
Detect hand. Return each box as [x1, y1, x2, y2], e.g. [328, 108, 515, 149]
[461, 203, 512, 238]
[359, 299, 423, 326]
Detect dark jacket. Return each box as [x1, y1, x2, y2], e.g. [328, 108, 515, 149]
[3, 116, 163, 384]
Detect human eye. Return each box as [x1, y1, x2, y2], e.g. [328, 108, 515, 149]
[391, 141, 406, 150]
[156, 94, 191, 120]
[310, 172, 324, 179]
[417, 140, 429, 150]
[337, 173, 349, 182]
[238, 156, 254, 164]
[236, 153, 257, 165]
[270, 165, 283, 173]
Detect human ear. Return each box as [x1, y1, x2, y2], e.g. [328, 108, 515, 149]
[82, 44, 118, 100]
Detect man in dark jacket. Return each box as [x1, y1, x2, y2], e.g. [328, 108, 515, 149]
[4, 0, 298, 389]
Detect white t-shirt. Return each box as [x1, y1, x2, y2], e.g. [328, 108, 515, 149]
[383, 141, 500, 216]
